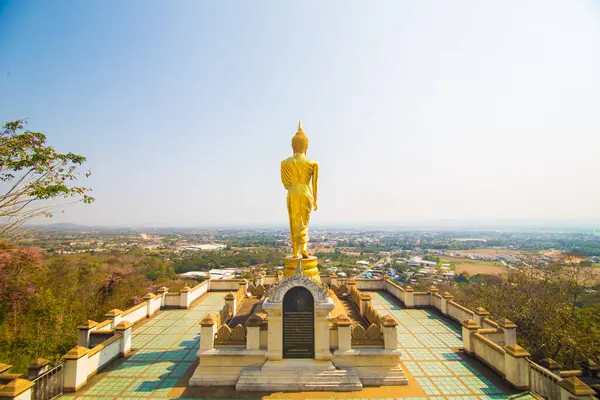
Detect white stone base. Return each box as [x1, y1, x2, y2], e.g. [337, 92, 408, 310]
[352, 366, 408, 386]
[333, 349, 408, 386]
[189, 366, 244, 386]
[189, 348, 266, 387]
[235, 359, 363, 392]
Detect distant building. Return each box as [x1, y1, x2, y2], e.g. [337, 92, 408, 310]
[182, 244, 226, 251]
[208, 268, 238, 279]
[407, 256, 437, 267]
[180, 271, 209, 278]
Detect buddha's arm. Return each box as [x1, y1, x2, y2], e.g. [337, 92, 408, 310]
[312, 162, 319, 211]
[281, 162, 292, 190]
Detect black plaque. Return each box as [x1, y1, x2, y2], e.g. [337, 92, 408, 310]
[282, 286, 315, 359]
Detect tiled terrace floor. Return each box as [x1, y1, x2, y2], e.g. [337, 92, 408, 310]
[63, 290, 535, 400]
[365, 291, 532, 400]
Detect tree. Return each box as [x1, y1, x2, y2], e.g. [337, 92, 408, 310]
[0, 119, 94, 237]
[453, 273, 469, 284]
[454, 262, 599, 368]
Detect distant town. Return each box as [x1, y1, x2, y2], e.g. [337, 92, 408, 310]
[19, 225, 600, 290]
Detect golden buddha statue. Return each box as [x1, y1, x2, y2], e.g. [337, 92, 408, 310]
[281, 121, 320, 282]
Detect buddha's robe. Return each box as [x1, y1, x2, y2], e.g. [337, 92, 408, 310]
[280, 155, 318, 258]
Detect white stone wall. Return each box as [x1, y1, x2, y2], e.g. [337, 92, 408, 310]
[147, 295, 162, 316]
[355, 278, 385, 291]
[431, 294, 442, 310]
[413, 293, 430, 307]
[87, 337, 121, 378]
[472, 334, 506, 376]
[209, 279, 244, 291]
[447, 301, 474, 323]
[384, 280, 406, 303]
[121, 304, 147, 325]
[188, 281, 208, 303]
[164, 294, 181, 307]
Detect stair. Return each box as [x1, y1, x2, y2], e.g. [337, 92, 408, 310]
[235, 359, 363, 392]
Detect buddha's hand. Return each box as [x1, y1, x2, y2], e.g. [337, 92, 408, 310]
[313, 202, 319, 211]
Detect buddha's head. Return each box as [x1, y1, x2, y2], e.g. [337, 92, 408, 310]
[292, 121, 309, 154]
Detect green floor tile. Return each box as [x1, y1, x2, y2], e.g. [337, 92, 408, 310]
[403, 361, 425, 377]
[158, 349, 189, 362]
[140, 326, 167, 335]
[183, 350, 197, 361]
[140, 361, 177, 378]
[128, 350, 165, 362]
[431, 376, 471, 395]
[169, 362, 193, 378]
[152, 377, 179, 397]
[107, 362, 152, 377]
[162, 326, 192, 335]
[83, 377, 134, 396]
[120, 378, 162, 396]
[444, 361, 481, 376]
[415, 377, 441, 395]
[405, 348, 437, 361]
[419, 361, 453, 377]
[459, 376, 503, 395]
[431, 348, 463, 361]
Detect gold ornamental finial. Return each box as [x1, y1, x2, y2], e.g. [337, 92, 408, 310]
[292, 120, 309, 153]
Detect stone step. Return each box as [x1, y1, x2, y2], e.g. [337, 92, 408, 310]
[235, 360, 363, 392]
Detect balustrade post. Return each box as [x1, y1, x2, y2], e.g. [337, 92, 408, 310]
[115, 321, 133, 356]
[246, 314, 262, 350]
[330, 273, 338, 287]
[440, 292, 454, 316]
[77, 320, 98, 347]
[104, 309, 122, 330]
[336, 314, 352, 351]
[504, 344, 531, 389]
[473, 307, 490, 327]
[461, 320, 480, 354]
[359, 293, 372, 316]
[498, 318, 517, 345]
[180, 286, 191, 309]
[199, 315, 216, 351]
[239, 280, 248, 297]
[27, 358, 50, 380]
[157, 286, 169, 307]
[381, 315, 398, 350]
[224, 292, 236, 317]
[558, 376, 596, 400]
[63, 346, 89, 392]
[404, 285, 415, 308]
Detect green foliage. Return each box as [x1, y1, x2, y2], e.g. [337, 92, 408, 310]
[454, 263, 600, 368]
[0, 119, 93, 236]
[173, 249, 284, 273]
[0, 243, 191, 371]
[453, 273, 469, 284]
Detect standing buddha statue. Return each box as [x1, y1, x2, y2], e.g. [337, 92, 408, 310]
[280, 121, 320, 282]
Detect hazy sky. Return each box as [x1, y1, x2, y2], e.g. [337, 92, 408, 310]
[1, 1, 599, 227]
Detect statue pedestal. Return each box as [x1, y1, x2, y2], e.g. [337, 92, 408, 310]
[284, 256, 320, 283]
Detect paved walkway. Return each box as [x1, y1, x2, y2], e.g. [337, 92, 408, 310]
[62, 290, 535, 400]
[366, 291, 532, 400]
